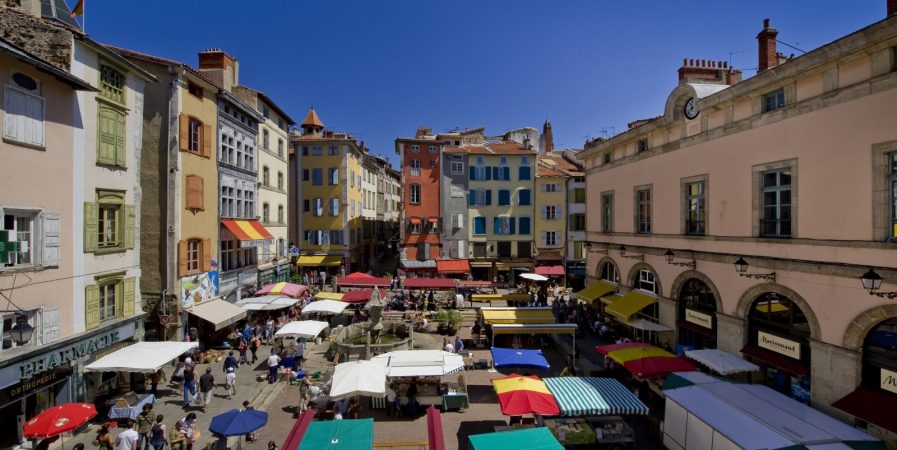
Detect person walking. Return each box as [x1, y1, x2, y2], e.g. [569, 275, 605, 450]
[115, 420, 139, 450]
[168, 422, 187, 450]
[471, 320, 482, 348]
[93, 425, 114, 450]
[223, 351, 238, 373]
[135, 404, 156, 450]
[242, 401, 258, 442]
[225, 367, 237, 400]
[250, 334, 261, 364]
[182, 360, 197, 409]
[148, 415, 167, 450]
[267, 349, 281, 384]
[150, 369, 165, 398]
[199, 367, 215, 413]
[454, 335, 464, 354]
[178, 413, 197, 450]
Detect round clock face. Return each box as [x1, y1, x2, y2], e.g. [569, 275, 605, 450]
[684, 97, 699, 120]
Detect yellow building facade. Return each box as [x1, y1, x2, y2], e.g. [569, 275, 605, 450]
[534, 156, 570, 268]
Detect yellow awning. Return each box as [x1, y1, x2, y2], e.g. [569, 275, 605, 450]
[600, 294, 623, 305]
[296, 255, 342, 267]
[481, 308, 555, 325]
[313, 292, 344, 301]
[575, 281, 617, 302]
[471, 294, 504, 302]
[605, 291, 657, 321]
[491, 324, 577, 335]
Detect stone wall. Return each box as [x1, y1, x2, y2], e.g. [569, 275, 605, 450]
[0, 6, 72, 70]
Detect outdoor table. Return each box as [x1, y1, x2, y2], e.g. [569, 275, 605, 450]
[544, 418, 597, 446]
[108, 393, 155, 420]
[442, 392, 469, 411]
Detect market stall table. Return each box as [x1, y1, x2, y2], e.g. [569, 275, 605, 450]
[107, 393, 156, 420]
[544, 418, 597, 446]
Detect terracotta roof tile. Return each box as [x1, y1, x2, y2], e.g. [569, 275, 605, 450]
[443, 141, 536, 155]
[302, 108, 324, 128]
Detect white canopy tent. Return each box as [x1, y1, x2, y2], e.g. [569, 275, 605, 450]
[329, 360, 386, 400]
[301, 300, 349, 315]
[685, 348, 760, 375]
[240, 303, 282, 311]
[186, 299, 247, 330]
[237, 295, 298, 311]
[519, 273, 549, 281]
[275, 320, 329, 339]
[85, 342, 198, 373]
[370, 350, 465, 378]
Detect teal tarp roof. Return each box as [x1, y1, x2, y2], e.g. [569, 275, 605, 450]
[468, 427, 563, 450]
[298, 419, 373, 450]
[544, 377, 648, 416]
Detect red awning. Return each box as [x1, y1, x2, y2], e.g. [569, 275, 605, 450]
[403, 278, 457, 289]
[221, 219, 274, 241]
[437, 259, 471, 274]
[740, 345, 809, 377]
[341, 288, 387, 304]
[426, 406, 446, 450]
[832, 386, 897, 433]
[281, 410, 314, 450]
[336, 276, 391, 287]
[428, 217, 439, 223]
[344, 272, 374, 279]
[409, 218, 421, 225]
[534, 265, 565, 276]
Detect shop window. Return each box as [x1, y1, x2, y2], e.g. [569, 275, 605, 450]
[636, 269, 656, 294]
[599, 262, 619, 283]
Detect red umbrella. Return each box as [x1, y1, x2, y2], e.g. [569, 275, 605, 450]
[23, 403, 97, 439]
[492, 374, 560, 416]
[623, 356, 697, 378]
[426, 406, 445, 450]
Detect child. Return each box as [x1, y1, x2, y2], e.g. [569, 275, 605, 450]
[225, 367, 237, 400]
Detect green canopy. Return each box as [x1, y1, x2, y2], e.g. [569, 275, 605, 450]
[298, 418, 374, 450]
[468, 427, 563, 450]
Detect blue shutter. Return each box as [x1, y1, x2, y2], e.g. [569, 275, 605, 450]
[520, 217, 530, 235]
[485, 167, 492, 180]
[499, 190, 509, 206]
[493, 217, 500, 235]
[469, 190, 476, 206]
[504, 167, 511, 180]
[469, 166, 475, 180]
[485, 190, 492, 205]
[509, 217, 516, 235]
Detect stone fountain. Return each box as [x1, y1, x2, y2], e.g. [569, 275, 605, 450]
[365, 287, 386, 343]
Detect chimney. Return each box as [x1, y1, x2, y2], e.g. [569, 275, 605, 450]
[678, 59, 740, 85]
[415, 127, 432, 139]
[542, 120, 553, 154]
[757, 18, 779, 72]
[198, 49, 239, 91]
[889, 0, 897, 16]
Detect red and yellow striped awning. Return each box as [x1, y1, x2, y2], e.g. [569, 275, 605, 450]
[221, 219, 274, 246]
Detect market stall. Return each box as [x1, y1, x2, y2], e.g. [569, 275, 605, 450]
[403, 278, 458, 290]
[492, 374, 560, 416]
[298, 418, 374, 450]
[480, 307, 555, 325]
[542, 377, 648, 416]
[370, 350, 468, 411]
[312, 291, 344, 301]
[336, 274, 390, 290]
[468, 426, 563, 450]
[490, 324, 577, 354]
[471, 293, 531, 306]
[186, 298, 248, 331]
[255, 282, 307, 298]
[237, 295, 298, 311]
[684, 348, 760, 375]
[329, 360, 386, 400]
[573, 281, 617, 305]
[275, 320, 330, 339]
[597, 342, 697, 379]
[301, 300, 349, 316]
[341, 288, 388, 304]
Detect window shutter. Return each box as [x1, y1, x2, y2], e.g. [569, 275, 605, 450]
[123, 277, 136, 317]
[97, 107, 118, 165]
[541, 231, 547, 246]
[186, 175, 204, 210]
[42, 307, 59, 343]
[124, 204, 135, 249]
[4, 88, 24, 141]
[83, 202, 98, 253]
[469, 166, 475, 180]
[41, 213, 60, 267]
[179, 114, 189, 151]
[424, 243, 431, 260]
[491, 167, 498, 180]
[201, 238, 212, 272]
[493, 217, 500, 235]
[541, 184, 546, 193]
[114, 111, 126, 168]
[485, 167, 492, 181]
[485, 190, 492, 205]
[509, 217, 516, 235]
[504, 167, 510, 180]
[85, 284, 100, 330]
[201, 124, 212, 157]
[541, 206, 547, 220]
[177, 240, 188, 276]
[468, 190, 475, 206]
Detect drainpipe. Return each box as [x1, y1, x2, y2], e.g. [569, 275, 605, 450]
[167, 70, 181, 340]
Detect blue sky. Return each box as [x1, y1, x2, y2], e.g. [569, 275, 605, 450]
[83, 1, 884, 163]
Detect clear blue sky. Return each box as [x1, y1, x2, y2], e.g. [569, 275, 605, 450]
[83, 1, 884, 163]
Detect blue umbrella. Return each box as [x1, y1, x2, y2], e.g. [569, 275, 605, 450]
[491, 347, 551, 370]
[209, 409, 269, 437]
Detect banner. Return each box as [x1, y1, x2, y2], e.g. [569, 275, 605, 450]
[181, 271, 218, 308]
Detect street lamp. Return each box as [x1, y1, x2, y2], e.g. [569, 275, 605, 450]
[664, 250, 696, 269]
[860, 268, 897, 299]
[733, 257, 776, 283]
[8, 314, 33, 345]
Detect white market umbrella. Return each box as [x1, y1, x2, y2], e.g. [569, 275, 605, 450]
[371, 350, 465, 378]
[329, 360, 386, 399]
[685, 348, 760, 375]
[275, 320, 329, 339]
[301, 300, 349, 315]
[519, 273, 549, 281]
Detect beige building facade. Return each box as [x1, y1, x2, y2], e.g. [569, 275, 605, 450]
[581, 14, 897, 442]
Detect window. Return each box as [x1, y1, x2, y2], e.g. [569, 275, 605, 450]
[350, 170, 355, 187]
[473, 217, 486, 236]
[518, 166, 531, 180]
[493, 217, 515, 235]
[600, 262, 619, 283]
[569, 213, 586, 231]
[497, 242, 512, 258]
[4, 75, 45, 147]
[518, 217, 531, 235]
[276, 139, 284, 157]
[601, 193, 614, 232]
[498, 190, 511, 206]
[518, 189, 531, 206]
[429, 160, 436, 168]
[410, 145, 420, 153]
[428, 218, 440, 233]
[93, 191, 128, 251]
[889, 152, 897, 239]
[574, 241, 587, 259]
[99, 64, 125, 105]
[303, 199, 309, 212]
[408, 218, 422, 234]
[686, 181, 706, 235]
[521, 156, 529, 165]
[98, 281, 117, 321]
[302, 169, 309, 181]
[428, 145, 437, 153]
[311, 146, 323, 156]
[763, 89, 785, 112]
[468, 189, 491, 206]
[329, 145, 339, 156]
[262, 166, 270, 186]
[541, 231, 558, 246]
[572, 188, 586, 203]
[760, 168, 792, 237]
[262, 129, 270, 149]
[410, 184, 421, 204]
[186, 239, 201, 272]
[277, 172, 284, 190]
[476, 156, 484, 164]
[637, 269, 657, 294]
[542, 205, 560, 221]
[313, 198, 323, 217]
[262, 203, 270, 223]
[302, 146, 309, 156]
[469, 166, 489, 181]
[493, 166, 511, 181]
[636, 188, 652, 234]
[450, 157, 464, 175]
[328, 168, 338, 185]
[278, 205, 284, 223]
[97, 105, 126, 167]
[185, 175, 204, 210]
[410, 159, 421, 177]
[499, 156, 508, 165]
[473, 242, 487, 258]
[602, 153, 612, 164]
[186, 118, 203, 153]
[187, 81, 203, 98]
[542, 183, 560, 193]
[312, 168, 323, 185]
[329, 198, 339, 216]
[637, 138, 648, 153]
[1, 211, 47, 267]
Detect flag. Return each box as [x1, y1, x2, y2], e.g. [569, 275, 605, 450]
[70, 0, 84, 18]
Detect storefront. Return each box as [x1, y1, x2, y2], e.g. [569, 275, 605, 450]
[258, 261, 291, 285]
[296, 255, 344, 286]
[740, 293, 812, 404]
[566, 260, 586, 290]
[0, 321, 138, 448]
[676, 278, 717, 352]
[184, 299, 248, 347]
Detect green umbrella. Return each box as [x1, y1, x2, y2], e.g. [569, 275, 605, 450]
[298, 418, 373, 450]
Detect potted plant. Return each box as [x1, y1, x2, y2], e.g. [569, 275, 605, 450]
[447, 310, 463, 335]
[435, 309, 450, 335]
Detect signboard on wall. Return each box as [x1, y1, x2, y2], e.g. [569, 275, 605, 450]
[181, 271, 219, 308]
[685, 309, 713, 329]
[881, 368, 897, 395]
[758, 330, 801, 359]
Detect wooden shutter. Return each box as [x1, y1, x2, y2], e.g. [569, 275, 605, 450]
[123, 277, 136, 317]
[85, 284, 100, 330]
[201, 238, 211, 272]
[83, 202, 98, 253]
[113, 110, 126, 168]
[42, 307, 59, 343]
[97, 107, 118, 165]
[124, 204, 135, 249]
[186, 175, 204, 210]
[201, 124, 212, 157]
[41, 213, 60, 267]
[178, 114, 188, 151]
[177, 240, 187, 276]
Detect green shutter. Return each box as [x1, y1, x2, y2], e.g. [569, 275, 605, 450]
[123, 277, 135, 317]
[85, 284, 100, 330]
[97, 107, 117, 165]
[114, 109, 126, 168]
[83, 202, 98, 253]
[124, 204, 135, 249]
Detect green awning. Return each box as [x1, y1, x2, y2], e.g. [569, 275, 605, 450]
[298, 418, 373, 450]
[574, 281, 616, 303]
[469, 427, 563, 450]
[605, 291, 656, 321]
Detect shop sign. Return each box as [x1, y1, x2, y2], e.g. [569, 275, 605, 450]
[17, 325, 134, 380]
[880, 368, 897, 395]
[0, 367, 72, 405]
[685, 309, 713, 329]
[181, 271, 219, 308]
[240, 239, 274, 248]
[758, 331, 801, 359]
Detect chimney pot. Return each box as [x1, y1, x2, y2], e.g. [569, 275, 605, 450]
[763, 18, 770, 28]
[889, 0, 896, 16]
[683, 58, 688, 65]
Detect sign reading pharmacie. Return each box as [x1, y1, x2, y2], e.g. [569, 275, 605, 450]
[684, 309, 713, 329]
[757, 330, 801, 360]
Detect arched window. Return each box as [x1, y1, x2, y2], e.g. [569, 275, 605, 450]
[746, 292, 812, 401]
[599, 262, 619, 283]
[677, 278, 718, 349]
[262, 203, 270, 223]
[262, 166, 270, 186]
[636, 269, 657, 294]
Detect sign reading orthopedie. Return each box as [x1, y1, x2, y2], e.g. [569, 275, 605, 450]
[881, 368, 897, 395]
[685, 309, 713, 329]
[17, 326, 131, 380]
[757, 330, 801, 360]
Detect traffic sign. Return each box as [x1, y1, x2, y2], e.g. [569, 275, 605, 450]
[289, 246, 300, 256]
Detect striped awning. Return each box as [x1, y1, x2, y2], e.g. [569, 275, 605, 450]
[221, 219, 274, 247]
[543, 377, 648, 416]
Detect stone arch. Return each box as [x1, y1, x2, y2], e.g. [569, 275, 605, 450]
[626, 262, 663, 296]
[842, 304, 897, 350]
[594, 256, 621, 283]
[735, 283, 821, 340]
[669, 270, 724, 312]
